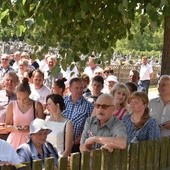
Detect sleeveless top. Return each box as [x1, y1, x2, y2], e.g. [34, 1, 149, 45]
[46, 116, 69, 157]
[7, 101, 34, 149]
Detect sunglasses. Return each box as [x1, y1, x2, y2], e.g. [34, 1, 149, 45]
[104, 70, 113, 74]
[1, 58, 8, 61]
[94, 103, 114, 109]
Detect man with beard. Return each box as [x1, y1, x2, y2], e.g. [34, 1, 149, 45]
[80, 94, 127, 152]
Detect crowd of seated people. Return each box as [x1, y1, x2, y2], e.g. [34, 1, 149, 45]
[0, 52, 167, 168]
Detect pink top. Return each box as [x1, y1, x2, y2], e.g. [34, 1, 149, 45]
[7, 101, 34, 149]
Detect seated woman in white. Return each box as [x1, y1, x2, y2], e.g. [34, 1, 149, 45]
[46, 94, 73, 157]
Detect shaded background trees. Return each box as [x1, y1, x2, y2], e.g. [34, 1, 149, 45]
[0, 1, 170, 74]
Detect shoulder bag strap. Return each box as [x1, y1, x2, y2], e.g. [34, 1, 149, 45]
[63, 120, 69, 151]
[131, 118, 151, 142]
[33, 101, 36, 119]
[46, 142, 59, 159]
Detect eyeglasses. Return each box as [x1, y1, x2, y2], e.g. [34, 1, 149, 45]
[104, 70, 113, 74]
[1, 58, 8, 61]
[94, 103, 114, 109]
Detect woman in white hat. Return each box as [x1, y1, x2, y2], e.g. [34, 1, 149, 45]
[17, 118, 58, 170]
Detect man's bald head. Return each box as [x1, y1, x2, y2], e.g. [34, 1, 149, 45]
[96, 94, 114, 105]
[94, 94, 115, 125]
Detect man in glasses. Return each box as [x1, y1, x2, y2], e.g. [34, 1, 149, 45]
[80, 94, 127, 152]
[0, 54, 15, 89]
[103, 66, 114, 79]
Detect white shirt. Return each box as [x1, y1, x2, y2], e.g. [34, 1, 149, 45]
[64, 66, 79, 86]
[30, 84, 51, 104]
[0, 139, 21, 164]
[140, 63, 153, 80]
[12, 61, 19, 72]
[149, 97, 170, 137]
[39, 59, 48, 73]
[84, 65, 102, 80]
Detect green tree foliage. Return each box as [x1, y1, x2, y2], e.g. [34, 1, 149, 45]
[116, 14, 163, 59]
[0, 1, 170, 70]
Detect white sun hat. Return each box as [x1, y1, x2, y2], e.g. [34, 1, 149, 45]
[29, 118, 52, 136]
[107, 75, 118, 83]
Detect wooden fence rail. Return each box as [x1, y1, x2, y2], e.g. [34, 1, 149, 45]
[1, 137, 170, 170]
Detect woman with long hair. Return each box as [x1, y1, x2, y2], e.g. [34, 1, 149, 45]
[110, 83, 130, 120]
[122, 91, 160, 145]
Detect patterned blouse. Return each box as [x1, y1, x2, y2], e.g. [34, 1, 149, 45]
[122, 114, 160, 145]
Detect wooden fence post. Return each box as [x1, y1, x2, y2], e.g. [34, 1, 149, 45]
[167, 137, 170, 167]
[58, 156, 68, 170]
[153, 139, 160, 170]
[44, 157, 55, 170]
[121, 149, 128, 170]
[160, 137, 169, 169]
[137, 141, 147, 170]
[101, 148, 111, 170]
[128, 142, 138, 170]
[145, 140, 155, 170]
[0, 166, 16, 170]
[70, 152, 80, 170]
[32, 160, 42, 170]
[81, 151, 90, 170]
[91, 149, 102, 170]
[110, 149, 120, 170]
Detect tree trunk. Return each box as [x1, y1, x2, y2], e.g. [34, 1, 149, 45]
[161, 16, 170, 75]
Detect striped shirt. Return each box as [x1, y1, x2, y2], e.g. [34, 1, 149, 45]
[114, 107, 127, 120]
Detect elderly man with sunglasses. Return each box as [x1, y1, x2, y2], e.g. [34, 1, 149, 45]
[80, 94, 127, 152]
